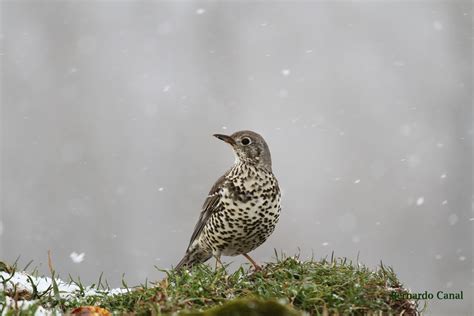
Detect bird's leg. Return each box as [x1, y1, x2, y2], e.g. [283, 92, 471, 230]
[214, 256, 224, 270]
[243, 253, 261, 271]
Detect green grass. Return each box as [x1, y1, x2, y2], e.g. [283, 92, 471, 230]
[1, 254, 420, 315]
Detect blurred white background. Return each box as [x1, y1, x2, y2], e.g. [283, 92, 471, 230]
[1, 1, 472, 315]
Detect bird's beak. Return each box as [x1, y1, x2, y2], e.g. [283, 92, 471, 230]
[213, 134, 236, 146]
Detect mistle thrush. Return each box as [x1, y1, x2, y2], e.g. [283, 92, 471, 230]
[176, 130, 281, 270]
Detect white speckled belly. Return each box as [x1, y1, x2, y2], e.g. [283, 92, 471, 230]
[200, 163, 281, 256]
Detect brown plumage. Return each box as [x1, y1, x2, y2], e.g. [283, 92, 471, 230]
[176, 130, 281, 270]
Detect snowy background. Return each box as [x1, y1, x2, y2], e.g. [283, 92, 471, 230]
[1, 1, 472, 315]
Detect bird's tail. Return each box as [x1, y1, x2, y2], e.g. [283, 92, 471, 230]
[175, 246, 212, 271]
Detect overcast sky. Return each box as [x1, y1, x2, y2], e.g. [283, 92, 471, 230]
[1, 1, 472, 315]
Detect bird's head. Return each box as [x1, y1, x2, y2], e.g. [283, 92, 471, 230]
[213, 130, 272, 171]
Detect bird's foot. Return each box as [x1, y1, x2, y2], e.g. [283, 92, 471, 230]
[242, 253, 262, 272]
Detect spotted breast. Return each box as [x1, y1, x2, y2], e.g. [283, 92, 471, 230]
[176, 130, 281, 270]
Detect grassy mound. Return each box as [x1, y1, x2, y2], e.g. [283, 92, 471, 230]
[1, 255, 420, 315]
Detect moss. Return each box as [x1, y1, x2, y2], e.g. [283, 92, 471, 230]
[2, 255, 420, 315]
[182, 298, 302, 316]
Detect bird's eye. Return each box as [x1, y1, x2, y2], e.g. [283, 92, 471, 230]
[241, 137, 252, 145]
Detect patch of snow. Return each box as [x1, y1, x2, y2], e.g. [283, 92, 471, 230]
[0, 270, 129, 302]
[2, 296, 54, 316]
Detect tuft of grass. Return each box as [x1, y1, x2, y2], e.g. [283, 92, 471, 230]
[1, 255, 420, 315]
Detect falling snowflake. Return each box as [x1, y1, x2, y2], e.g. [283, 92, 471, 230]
[281, 69, 291, 76]
[196, 8, 206, 15]
[162, 85, 171, 93]
[158, 187, 164, 192]
[278, 89, 288, 98]
[448, 214, 458, 226]
[354, 179, 361, 184]
[440, 173, 447, 179]
[433, 21, 443, 31]
[416, 197, 424, 206]
[442, 200, 448, 205]
[70, 252, 85, 263]
[459, 256, 466, 261]
[407, 154, 421, 168]
[322, 242, 329, 247]
[435, 254, 442, 260]
[400, 125, 412, 136]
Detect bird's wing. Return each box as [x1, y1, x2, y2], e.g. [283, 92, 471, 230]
[186, 172, 228, 249]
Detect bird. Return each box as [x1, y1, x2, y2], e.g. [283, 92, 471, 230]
[175, 130, 281, 271]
